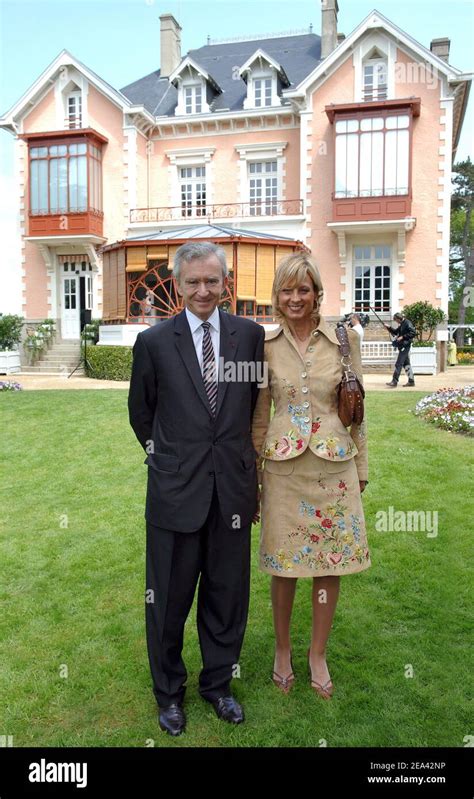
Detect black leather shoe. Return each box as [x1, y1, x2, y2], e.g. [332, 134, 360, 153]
[386, 380, 398, 387]
[211, 695, 244, 724]
[403, 381, 415, 387]
[158, 703, 186, 736]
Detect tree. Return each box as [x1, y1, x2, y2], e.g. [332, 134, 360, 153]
[450, 158, 474, 345]
[403, 301, 445, 342]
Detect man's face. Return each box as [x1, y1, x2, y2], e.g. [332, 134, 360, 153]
[177, 255, 227, 320]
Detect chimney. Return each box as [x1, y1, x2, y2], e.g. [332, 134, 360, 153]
[160, 13, 182, 78]
[321, 0, 339, 59]
[430, 37, 450, 62]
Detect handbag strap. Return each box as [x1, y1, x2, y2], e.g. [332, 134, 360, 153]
[335, 324, 351, 357]
[335, 324, 357, 378]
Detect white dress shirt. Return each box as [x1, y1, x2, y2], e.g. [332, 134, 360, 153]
[185, 305, 220, 373]
[352, 322, 364, 341]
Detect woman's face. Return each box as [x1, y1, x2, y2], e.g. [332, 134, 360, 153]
[278, 273, 316, 323]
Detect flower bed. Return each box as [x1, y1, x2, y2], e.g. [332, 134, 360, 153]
[413, 385, 473, 435]
[0, 380, 23, 391]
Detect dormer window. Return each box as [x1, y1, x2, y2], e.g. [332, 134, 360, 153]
[239, 49, 290, 111]
[254, 77, 272, 108]
[362, 53, 388, 101]
[169, 56, 222, 116]
[67, 91, 82, 128]
[185, 84, 202, 114]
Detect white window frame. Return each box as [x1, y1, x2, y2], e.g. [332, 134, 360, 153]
[175, 76, 210, 116]
[235, 142, 287, 212]
[67, 91, 82, 128]
[180, 165, 207, 217]
[352, 244, 392, 314]
[353, 34, 396, 103]
[248, 160, 278, 216]
[362, 58, 388, 102]
[166, 147, 215, 216]
[243, 67, 280, 110]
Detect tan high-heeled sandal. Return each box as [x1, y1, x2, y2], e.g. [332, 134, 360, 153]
[307, 648, 333, 699]
[272, 652, 295, 694]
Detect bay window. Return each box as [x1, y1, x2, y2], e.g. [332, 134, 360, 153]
[335, 113, 410, 199]
[29, 138, 102, 215]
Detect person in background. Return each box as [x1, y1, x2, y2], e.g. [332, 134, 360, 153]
[385, 312, 416, 387]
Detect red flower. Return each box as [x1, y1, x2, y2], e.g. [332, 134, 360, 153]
[310, 534, 320, 543]
[338, 481, 346, 489]
[311, 422, 320, 433]
[296, 438, 304, 450]
[315, 509, 322, 518]
[322, 518, 333, 529]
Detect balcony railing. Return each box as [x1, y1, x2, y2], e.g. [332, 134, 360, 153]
[130, 199, 304, 224]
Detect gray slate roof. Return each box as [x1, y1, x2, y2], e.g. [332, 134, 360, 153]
[121, 33, 321, 116]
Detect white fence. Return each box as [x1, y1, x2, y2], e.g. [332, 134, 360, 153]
[361, 341, 396, 365]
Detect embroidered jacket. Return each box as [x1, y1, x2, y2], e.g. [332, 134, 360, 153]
[251, 316, 368, 481]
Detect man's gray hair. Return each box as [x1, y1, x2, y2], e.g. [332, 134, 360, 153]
[173, 241, 228, 282]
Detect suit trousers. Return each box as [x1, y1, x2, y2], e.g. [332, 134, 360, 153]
[145, 479, 251, 707]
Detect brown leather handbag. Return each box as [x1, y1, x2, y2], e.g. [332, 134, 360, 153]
[335, 324, 365, 427]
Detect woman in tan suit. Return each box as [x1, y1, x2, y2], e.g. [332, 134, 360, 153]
[252, 253, 371, 699]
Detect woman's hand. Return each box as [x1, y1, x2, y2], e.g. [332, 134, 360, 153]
[359, 480, 368, 493]
[253, 483, 262, 523]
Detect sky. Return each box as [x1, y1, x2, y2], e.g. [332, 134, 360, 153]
[0, 0, 473, 312]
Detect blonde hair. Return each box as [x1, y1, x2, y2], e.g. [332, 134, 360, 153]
[272, 252, 324, 325]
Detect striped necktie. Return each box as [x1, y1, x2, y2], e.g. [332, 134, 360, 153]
[201, 321, 217, 415]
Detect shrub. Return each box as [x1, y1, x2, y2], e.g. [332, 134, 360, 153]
[403, 301, 446, 342]
[85, 345, 132, 380]
[0, 315, 24, 351]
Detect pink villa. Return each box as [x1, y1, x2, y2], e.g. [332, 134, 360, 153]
[0, 3, 471, 370]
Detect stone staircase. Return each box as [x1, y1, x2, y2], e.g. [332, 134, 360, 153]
[20, 340, 84, 375]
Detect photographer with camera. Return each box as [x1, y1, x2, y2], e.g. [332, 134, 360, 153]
[342, 312, 369, 342]
[384, 312, 416, 388]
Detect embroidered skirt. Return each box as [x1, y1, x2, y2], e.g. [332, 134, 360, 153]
[259, 447, 371, 578]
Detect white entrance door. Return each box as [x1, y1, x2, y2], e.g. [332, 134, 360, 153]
[62, 275, 80, 339]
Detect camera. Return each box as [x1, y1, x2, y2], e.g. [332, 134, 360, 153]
[339, 312, 370, 328]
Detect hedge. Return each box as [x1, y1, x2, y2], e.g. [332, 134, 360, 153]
[84, 344, 132, 381]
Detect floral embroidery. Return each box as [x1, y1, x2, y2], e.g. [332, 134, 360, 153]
[354, 419, 367, 440]
[310, 431, 355, 459]
[288, 403, 311, 436]
[282, 379, 297, 400]
[264, 430, 304, 458]
[261, 476, 369, 572]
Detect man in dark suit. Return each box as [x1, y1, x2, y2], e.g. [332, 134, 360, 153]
[128, 241, 265, 736]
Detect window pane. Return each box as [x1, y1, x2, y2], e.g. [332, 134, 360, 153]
[69, 157, 78, 209]
[30, 160, 40, 212]
[50, 159, 58, 212]
[347, 119, 359, 132]
[346, 134, 358, 196]
[359, 133, 371, 194]
[371, 131, 384, 194]
[396, 129, 409, 193]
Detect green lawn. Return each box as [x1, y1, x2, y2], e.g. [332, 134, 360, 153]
[1, 389, 472, 747]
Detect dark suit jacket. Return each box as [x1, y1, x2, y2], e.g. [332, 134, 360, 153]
[128, 308, 265, 532]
